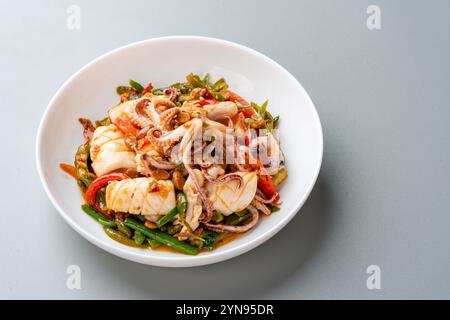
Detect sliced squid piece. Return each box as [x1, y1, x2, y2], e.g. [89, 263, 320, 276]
[203, 101, 238, 121]
[90, 124, 136, 176]
[179, 169, 204, 237]
[106, 177, 176, 217]
[207, 172, 257, 216]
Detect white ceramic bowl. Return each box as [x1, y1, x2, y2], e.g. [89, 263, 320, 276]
[36, 36, 323, 267]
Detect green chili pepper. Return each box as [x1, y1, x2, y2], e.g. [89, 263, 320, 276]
[116, 86, 134, 95]
[124, 218, 199, 255]
[129, 79, 144, 93]
[148, 238, 162, 249]
[202, 73, 212, 86]
[174, 192, 202, 241]
[177, 193, 187, 216]
[81, 204, 116, 227]
[74, 144, 94, 190]
[151, 87, 164, 95]
[211, 92, 225, 101]
[211, 78, 228, 92]
[250, 102, 260, 113]
[272, 167, 288, 186]
[133, 230, 146, 245]
[212, 211, 224, 222]
[95, 187, 107, 212]
[186, 73, 204, 88]
[104, 227, 145, 248]
[136, 215, 147, 222]
[177, 93, 191, 102]
[265, 110, 274, 122]
[259, 100, 269, 119]
[235, 209, 249, 217]
[156, 207, 179, 228]
[166, 224, 182, 235]
[269, 205, 281, 213]
[115, 216, 132, 238]
[227, 212, 252, 226]
[95, 117, 111, 127]
[272, 116, 280, 128]
[201, 231, 219, 250]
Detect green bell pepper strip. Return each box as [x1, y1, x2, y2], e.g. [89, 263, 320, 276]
[124, 217, 199, 255]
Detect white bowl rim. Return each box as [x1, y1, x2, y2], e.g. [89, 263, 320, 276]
[36, 35, 323, 267]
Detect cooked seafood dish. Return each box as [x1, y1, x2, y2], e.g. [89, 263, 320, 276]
[61, 73, 288, 255]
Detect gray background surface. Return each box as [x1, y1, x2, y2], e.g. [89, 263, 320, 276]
[0, 0, 449, 299]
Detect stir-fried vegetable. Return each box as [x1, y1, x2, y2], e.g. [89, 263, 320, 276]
[176, 192, 187, 216]
[74, 144, 94, 190]
[269, 205, 281, 213]
[245, 100, 281, 130]
[95, 117, 111, 127]
[124, 217, 199, 255]
[115, 216, 132, 237]
[129, 79, 144, 93]
[147, 238, 162, 249]
[133, 230, 146, 245]
[271, 115, 280, 128]
[226, 212, 252, 226]
[116, 86, 133, 95]
[156, 207, 179, 228]
[175, 192, 203, 241]
[166, 224, 182, 235]
[258, 100, 268, 119]
[200, 231, 219, 250]
[81, 204, 116, 227]
[212, 211, 224, 223]
[104, 227, 146, 248]
[272, 167, 288, 186]
[116, 79, 145, 100]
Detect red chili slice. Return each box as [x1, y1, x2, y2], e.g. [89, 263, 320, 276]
[257, 174, 280, 202]
[142, 83, 153, 94]
[85, 173, 128, 219]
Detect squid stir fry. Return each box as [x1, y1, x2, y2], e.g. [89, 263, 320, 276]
[67, 73, 288, 255]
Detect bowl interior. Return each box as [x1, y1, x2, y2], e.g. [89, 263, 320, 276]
[37, 37, 322, 267]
